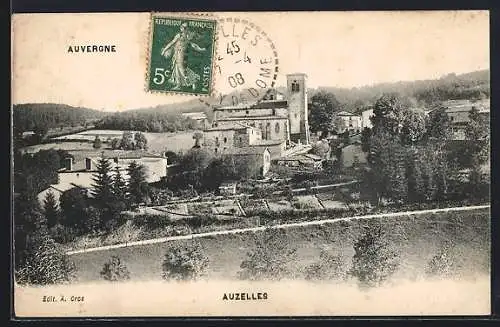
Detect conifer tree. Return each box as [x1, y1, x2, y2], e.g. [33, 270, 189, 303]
[113, 166, 128, 203]
[127, 161, 149, 205]
[43, 190, 60, 228]
[91, 157, 115, 208]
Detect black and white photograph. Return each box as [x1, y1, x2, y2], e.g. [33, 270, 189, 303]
[11, 11, 490, 316]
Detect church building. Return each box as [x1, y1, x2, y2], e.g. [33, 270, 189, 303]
[202, 73, 311, 159]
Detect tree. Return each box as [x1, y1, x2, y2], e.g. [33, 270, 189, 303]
[110, 137, 121, 150]
[348, 222, 400, 288]
[400, 110, 427, 145]
[360, 127, 372, 153]
[91, 157, 115, 209]
[120, 131, 135, 150]
[193, 131, 204, 148]
[162, 241, 209, 281]
[92, 135, 102, 149]
[16, 230, 76, 285]
[164, 151, 180, 164]
[466, 106, 489, 165]
[333, 115, 347, 134]
[425, 242, 454, 278]
[304, 248, 345, 281]
[239, 228, 297, 281]
[83, 206, 102, 234]
[59, 187, 89, 231]
[134, 132, 148, 150]
[43, 191, 60, 228]
[365, 131, 408, 204]
[100, 256, 131, 281]
[371, 93, 408, 136]
[127, 161, 149, 205]
[113, 166, 128, 204]
[310, 140, 330, 158]
[465, 106, 489, 198]
[426, 107, 451, 141]
[308, 91, 342, 136]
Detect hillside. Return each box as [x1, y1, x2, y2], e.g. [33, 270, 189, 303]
[313, 69, 490, 112]
[13, 103, 107, 134]
[13, 69, 489, 134]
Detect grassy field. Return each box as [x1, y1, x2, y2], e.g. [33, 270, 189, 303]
[68, 208, 490, 283]
[19, 130, 197, 159]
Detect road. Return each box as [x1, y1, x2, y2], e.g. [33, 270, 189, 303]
[66, 204, 490, 255]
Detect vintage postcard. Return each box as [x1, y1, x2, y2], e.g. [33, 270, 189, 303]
[11, 11, 490, 317]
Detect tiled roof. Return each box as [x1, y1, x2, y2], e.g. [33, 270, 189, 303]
[48, 182, 87, 193]
[253, 139, 286, 146]
[218, 115, 288, 121]
[182, 112, 207, 120]
[226, 147, 270, 155]
[204, 122, 253, 131]
[336, 111, 358, 116]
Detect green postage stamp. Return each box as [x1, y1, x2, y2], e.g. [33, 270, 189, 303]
[147, 15, 217, 95]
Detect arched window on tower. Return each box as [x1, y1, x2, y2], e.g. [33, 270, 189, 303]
[291, 80, 300, 92]
[275, 122, 280, 134]
[265, 122, 271, 140]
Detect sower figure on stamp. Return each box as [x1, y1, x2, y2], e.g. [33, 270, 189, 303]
[161, 22, 206, 90]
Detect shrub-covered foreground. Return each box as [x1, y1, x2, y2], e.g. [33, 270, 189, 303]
[68, 208, 490, 285]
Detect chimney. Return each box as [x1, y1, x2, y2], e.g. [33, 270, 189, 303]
[64, 157, 73, 171]
[85, 158, 92, 171]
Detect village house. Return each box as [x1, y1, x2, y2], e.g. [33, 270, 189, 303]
[336, 111, 362, 133]
[428, 99, 490, 140]
[360, 107, 374, 129]
[37, 154, 168, 207]
[181, 112, 209, 127]
[226, 147, 272, 177]
[36, 182, 89, 209]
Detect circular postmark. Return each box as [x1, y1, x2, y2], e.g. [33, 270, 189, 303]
[202, 17, 279, 107]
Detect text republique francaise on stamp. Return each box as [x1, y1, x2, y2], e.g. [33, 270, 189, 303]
[147, 15, 217, 96]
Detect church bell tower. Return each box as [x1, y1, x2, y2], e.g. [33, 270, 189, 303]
[287, 73, 310, 145]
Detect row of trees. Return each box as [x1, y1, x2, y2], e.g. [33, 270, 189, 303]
[361, 93, 489, 204]
[93, 131, 148, 151]
[94, 112, 204, 133]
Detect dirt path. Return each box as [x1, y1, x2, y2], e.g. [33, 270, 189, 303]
[66, 204, 490, 255]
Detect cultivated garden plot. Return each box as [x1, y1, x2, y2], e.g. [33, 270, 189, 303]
[292, 195, 324, 210]
[266, 199, 294, 211]
[239, 199, 269, 215]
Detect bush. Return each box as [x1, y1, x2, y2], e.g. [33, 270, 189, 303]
[425, 242, 455, 278]
[49, 223, 77, 244]
[304, 248, 345, 281]
[348, 222, 400, 288]
[132, 214, 173, 229]
[162, 241, 209, 281]
[16, 231, 76, 285]
[238, 228, 297, 281]
[100, 256, 131, 281]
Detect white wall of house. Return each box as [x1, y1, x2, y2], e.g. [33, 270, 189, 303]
[361, 108, 374, 129]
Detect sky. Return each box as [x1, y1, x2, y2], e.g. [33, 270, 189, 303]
[12, 11, 489, 111]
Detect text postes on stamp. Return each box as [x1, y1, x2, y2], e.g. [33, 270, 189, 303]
[147, 15, 217, 96]
[211, 17, 279, 106]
